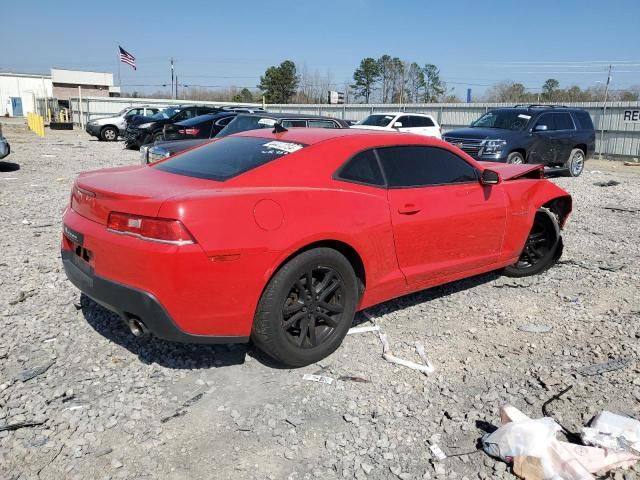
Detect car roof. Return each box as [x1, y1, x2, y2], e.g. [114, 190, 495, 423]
[235, 126, 441, 146]
[489, 106, 586, 114]
[235, 112, 342, 121]
[370, 111, 433, 117]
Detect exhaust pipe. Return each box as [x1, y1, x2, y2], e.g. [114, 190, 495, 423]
[126, 317, 149, 337]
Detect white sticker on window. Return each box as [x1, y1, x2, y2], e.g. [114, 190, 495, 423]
[262, 141, 304, 154]
[257, 118, 277, 126]
[518, 114, 531, 120]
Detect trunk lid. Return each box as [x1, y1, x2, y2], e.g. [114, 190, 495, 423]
[482, 162, 544, 181]
[71, 165, 219, 224]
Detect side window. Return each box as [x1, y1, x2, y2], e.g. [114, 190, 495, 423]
[308, 119, 338, 129]
[281, 120, 307, 128]
[377, 146, 477, 187]
[336, 149, 385, 186]
[410, 116, 435, 127]
[535, 113, 555, 131]
[125, 109, 140, 117]
[395, 116, 410, 128]
[572, 111, 594, 130]
[553, 113, 575, 130]
[215, 117, 234, 127]
[147, 108, 159, 115]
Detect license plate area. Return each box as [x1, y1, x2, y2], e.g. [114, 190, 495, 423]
[63, 225, 94, 269]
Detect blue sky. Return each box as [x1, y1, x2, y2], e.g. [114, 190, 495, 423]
[2, 0, 639, 96]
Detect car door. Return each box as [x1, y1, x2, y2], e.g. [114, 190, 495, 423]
[528, 113, 557, 164]
[392, 115, 412, 133]
[551, 112, 577, 163]
[408, 115, 439, 138]
[378, 145, 507, 285]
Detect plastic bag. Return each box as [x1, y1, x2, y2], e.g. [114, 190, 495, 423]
[482, 418, 562, 478]
[582, 411, 640, 454]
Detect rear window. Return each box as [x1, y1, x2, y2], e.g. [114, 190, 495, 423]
[155, 136, 307, 181]
[217, 116, 276, 137]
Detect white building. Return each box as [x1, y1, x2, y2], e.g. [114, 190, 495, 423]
[0, 68, 120, 117]
[0, 72, 52, 117]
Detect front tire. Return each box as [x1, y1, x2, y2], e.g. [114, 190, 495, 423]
[564, 148, 585, 177]
[252, 248, 358, 367]
[100, 126, 118, 141]
[503, 208, 562, 277]
[506, 152, 525, 164]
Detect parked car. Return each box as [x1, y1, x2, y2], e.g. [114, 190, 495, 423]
[0, 133, 10, 159]
[62, 128, 572, 367]
[443, 105, 595, 177]
[124, 105, 222, 149]
[85, 106, 163, 141]
[162, 112, 238, 141]
[351, 112, 442, 138]
[141, 112, 350, 164]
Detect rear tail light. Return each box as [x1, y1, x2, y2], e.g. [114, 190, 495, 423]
[107, 212, 196, 245]
[184, 128, 200, 136]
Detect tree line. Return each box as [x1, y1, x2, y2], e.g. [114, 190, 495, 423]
[125, 58, 640, 104]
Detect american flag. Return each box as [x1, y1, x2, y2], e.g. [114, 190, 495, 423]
[119, 46, 136, 70]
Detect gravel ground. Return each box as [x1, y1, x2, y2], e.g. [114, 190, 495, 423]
[1, 120, 640, 480]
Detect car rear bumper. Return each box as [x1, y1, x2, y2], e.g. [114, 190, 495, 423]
[62, 250, 249, 344]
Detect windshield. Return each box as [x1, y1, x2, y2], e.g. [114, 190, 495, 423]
[151, 107, 181, 120]
[217, 116, 277, 137]
[357, 114, 395, 127]
[116, 108, 130, 116]
[471, 111, 531, 130]
[155, 136, 307, 181]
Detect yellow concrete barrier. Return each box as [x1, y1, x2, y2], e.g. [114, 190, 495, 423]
[27, 112, 45, 137]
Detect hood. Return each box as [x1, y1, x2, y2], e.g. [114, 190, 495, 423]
[127, 115, 156, 126]
[482, 162, 544, 181]
[443, 127, 522, 140]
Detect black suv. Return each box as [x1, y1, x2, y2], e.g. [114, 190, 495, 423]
[443, 105, 595, 177]
[124, 104, 222, 149]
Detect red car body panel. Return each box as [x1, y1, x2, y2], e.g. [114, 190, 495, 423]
[62, 129, 571, 341]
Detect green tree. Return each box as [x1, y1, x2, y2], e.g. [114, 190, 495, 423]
[542, 78, 560, 101]
[406, 63, 425, 103]
[422, 64, 445, 102]
[351, 58, 380, 103]
[233, 88, 254, 103]
[258, 60, 299, 104]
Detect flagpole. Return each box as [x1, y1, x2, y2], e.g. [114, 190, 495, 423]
[117, 42, 122, 96]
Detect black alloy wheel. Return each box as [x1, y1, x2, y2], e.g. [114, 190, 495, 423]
[252, 247, 358, 367]
[281, 266, 345, 349]
[503, 209, 562, 277]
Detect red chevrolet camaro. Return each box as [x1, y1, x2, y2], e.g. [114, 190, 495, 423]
[62, 128, 572, 366]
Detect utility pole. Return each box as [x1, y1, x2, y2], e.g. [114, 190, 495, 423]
[170, 58, 174, 100]
[599, 64, 612, 160]
[175, 75, 178, 100]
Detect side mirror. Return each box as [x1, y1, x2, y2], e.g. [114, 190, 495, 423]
[393, 121, 403, 128]
[480, 169, 500, 185]
[533, 124, 548, 132]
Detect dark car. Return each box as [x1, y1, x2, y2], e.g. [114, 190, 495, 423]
[124, 105, 222, 149]
[162, 112, 238, 141]
[142, 112, 350, 164]
[443, 105, 595, 177]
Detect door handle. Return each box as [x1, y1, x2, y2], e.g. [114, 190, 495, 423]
[398, 203, 421, 215]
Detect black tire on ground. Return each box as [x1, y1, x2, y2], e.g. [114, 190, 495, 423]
[153, 131, 164, 143]
[252, 248, 359, 367]
[100, 126, 118, 142]
[506, 151, 525, 164]
[563, 148, 585, 177]
[503, 208, 562, 278]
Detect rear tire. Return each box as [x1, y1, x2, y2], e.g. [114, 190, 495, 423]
[564, 148, 585, 177]
[100, 126, 118, 142]
[503, 208, 562, 277]
[252, 248, 358, 367]
[153, 131, 164, 143]
[506, 152, 525, 164]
